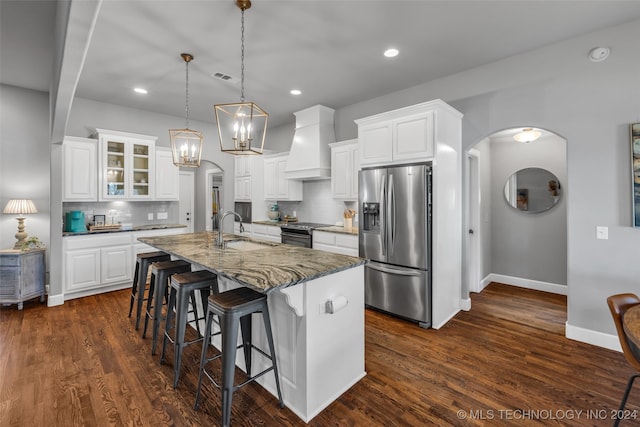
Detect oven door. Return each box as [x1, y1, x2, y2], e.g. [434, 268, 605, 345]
[281, 231, 312, 248]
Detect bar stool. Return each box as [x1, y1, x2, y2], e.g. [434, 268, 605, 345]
[142, 259, 192, 354]
[129, 251, 170, 329]
[194, 287, 284, 427]
[161, 270, 219, 388]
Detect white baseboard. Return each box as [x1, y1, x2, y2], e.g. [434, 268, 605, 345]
[485, 273, 567, 295]
[565, 321, 622, 352]
[460, 298, 471, 311]
[47, 294, 64, 307]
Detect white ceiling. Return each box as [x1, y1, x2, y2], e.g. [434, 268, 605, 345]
[3, 1, 640, 129]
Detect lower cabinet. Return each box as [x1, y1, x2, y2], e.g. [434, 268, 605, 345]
[63, 227, 185, 300]
[312, 231, 358, 256]
[252, 223, 282, 242]
[64, 234, 132, 297]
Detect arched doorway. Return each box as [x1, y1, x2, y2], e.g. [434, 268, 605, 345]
[464, 127, 567, 304]
[191, 160, 224, 232]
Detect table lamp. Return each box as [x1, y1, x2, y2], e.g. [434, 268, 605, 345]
[3, 199, 37, 249]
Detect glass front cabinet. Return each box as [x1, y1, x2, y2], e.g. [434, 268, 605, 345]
[95, 129, 157, 201]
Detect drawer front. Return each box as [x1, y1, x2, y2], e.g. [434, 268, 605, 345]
[335, 234, 358, 249]
[0, 255, 19, 267]
[313, 231, 335, 245]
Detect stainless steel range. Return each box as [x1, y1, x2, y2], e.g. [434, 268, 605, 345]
[280, 222, 332, 248]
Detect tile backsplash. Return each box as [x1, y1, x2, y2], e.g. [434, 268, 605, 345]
[63, 201, 180, 229]
[277, 180, 357, 225]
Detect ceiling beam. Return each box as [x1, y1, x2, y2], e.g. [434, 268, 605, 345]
[50, 0, 102, 143]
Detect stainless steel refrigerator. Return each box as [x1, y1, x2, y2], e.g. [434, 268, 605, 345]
[359, 163, 432, 327]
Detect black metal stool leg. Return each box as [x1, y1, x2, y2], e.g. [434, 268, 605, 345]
[221, 311, 240, 427]
[261, 305, 284, 408]
[240, 314, 252, 376]
[615, 373, 640, 427]
[194, 308, 215, 410]
[161, 287, 177, 364]
[129, 260, 140, 317]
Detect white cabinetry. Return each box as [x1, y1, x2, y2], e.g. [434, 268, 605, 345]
[329, 139, 359, 200]
[312, 231, 358, 256]
[264, 154, 303, 201]
[356, 106, 434, 167]
[62, 137, 98, 201]
[252, 223, 281, 242]
[64, 234, 132, 297]
[155, 147, 180, 200]
[64, 227, 185, 300]
[95, 128, 157, 201]
[355, 99, 464, 329]
[234, 156, 253, 201]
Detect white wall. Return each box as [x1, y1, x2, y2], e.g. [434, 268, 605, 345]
[490, 135, 567, 286]
[0, 85, 51, 260]
[272, 18, 640, 341]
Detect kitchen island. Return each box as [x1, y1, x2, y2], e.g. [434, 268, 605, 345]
[138, 231, 366, 422]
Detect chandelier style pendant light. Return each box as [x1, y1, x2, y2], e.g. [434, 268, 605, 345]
[170, 53, 204, 167]
[215, 0, 267, 155]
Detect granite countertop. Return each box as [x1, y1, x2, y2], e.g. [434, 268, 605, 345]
[252, 220, 286, 226]
[316, 225, 358, 236]
[63, 223, 187, 236]
[138, 231, 365, 293]
[251, 221, 359, 235]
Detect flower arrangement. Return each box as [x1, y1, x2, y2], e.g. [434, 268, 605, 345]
[21, 236, 45, 252]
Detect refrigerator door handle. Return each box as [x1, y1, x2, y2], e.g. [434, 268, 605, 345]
[367, 261, 422, 277]
[389, 173, 396, 253]
[380, 174, 386, 256]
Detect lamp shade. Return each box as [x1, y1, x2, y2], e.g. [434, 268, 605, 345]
[3, 199, 37, 215]
[215, 101, 268, 155]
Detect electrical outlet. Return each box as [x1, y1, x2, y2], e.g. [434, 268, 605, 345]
[157, 212, 168, 220]
[596, 226, 608, 240]
[147, 213, 154, 221]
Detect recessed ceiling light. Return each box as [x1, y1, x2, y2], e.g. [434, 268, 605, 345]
[133, 87, 148, 94]
[588, 46, 610, 62]
[290, 89, 301, 96]
[384, 48, 399, 58]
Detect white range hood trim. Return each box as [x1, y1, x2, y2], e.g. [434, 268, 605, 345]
[285, 105, 336, 181]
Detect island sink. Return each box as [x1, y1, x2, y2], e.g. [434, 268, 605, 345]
[223, 239, 273, 252]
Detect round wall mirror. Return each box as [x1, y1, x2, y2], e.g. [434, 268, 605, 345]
[504, 167, 561, 213]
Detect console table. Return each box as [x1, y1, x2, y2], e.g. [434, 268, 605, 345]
[0, 248, 46, 310]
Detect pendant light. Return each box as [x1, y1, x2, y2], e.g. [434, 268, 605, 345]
[170, 53, 204, 167]
[215, 0, 268, 155]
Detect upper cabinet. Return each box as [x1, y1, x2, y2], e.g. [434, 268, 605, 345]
[62, 137, 98, 202]
[94, 129, 157, 201]
[234, 156, 253, 201]
[155, 147, 180, 200]
[329, 139, 358, 200]
[264, 154, 303, 201]
[356, 103, 437, 167]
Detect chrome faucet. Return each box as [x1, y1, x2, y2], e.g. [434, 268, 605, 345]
[217, 210, 243, 247]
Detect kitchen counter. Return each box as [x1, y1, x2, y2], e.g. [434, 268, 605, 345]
[251, 221, 359, 236]
[138, 231, 364, 292]
[62, 223, 186, 236]
[251, 220, 285, 226]
[316, 225, 358, 236]
[138, 231, 365, 422]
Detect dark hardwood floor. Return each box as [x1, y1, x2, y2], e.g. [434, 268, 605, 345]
[1, 282, 638, 426]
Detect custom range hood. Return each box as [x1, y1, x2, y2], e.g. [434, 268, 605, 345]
[285, 105, 336, 180]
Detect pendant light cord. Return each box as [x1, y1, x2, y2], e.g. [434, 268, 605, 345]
[240, 8, 245, 103]
[185, 57, 190, 129]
